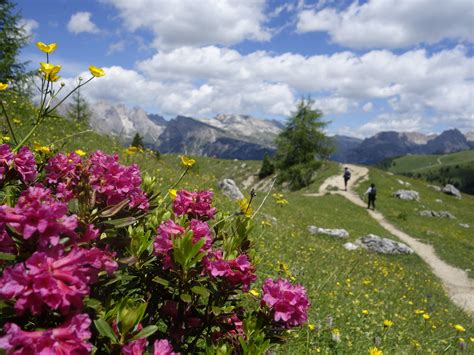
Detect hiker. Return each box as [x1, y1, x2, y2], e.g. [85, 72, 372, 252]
[343, 167, 351, 191]
[364, 183, 376, 210]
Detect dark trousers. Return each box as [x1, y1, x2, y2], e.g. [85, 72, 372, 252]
[368, 196, 376, 210]
[344, 178, 350, 189]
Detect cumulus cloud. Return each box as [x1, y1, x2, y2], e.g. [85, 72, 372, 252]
[357, 114, 429, 137]
[101, 0, 270, 49]
[18, 18, 39, 38]
[362, 102, 373, 112]
[297, 0, 474, 49]
[67, 12, 100, 34]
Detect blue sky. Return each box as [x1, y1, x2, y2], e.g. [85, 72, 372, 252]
[15, 0, 474, 137]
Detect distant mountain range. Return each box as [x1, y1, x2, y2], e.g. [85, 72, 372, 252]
[88, 101, 473, 163]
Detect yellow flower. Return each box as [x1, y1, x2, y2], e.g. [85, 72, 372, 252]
[362, 309, 369, 315]
[469, 337, 474, 343]
[383, 320, 393, 327]
[89, 65, 105, 77]
[168, 189, 177, 200]
[13, 118, 21, 124]
[308, 323, 316, 331]
[238, 198, 253, 217]
[180, 155, 196, 167]
[124, 146, 139, 155]
[249, 289, 260, 297]
[422, 314, 430, 320]
[331, 328, 341, 343]
[368, 347, 383, 355]
[75, 149, 87, 157]
[36, 42, 57, 53]
[454, 324, 465, 332]
[0, 82, 8, 91]
[33, 143, 51, 154]
[276, 198, 288, 205]
[414, 309, 424, 314]
[1, 136, 11, 142]
[39, 62, 61, 82]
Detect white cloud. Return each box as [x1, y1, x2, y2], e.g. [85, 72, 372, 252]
[101, 0, 270, 49]
[107, 41, 125, 55]
[297, 0, 474, 49]
[18, 18, 39, 38]
[357, 114, 429, 137]
[67, 12, 100, 34]
[362, 102, 373, 112]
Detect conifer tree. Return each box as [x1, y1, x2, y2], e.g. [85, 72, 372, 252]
[131, 132, 144, 148]
[258, 152, 275, 179]
[67, 88, 91, 123]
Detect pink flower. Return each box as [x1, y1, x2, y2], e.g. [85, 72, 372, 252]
[154, 339, 179, 355]
[154, 220, 184, 269]
[261, 278, 310, 328]
[13, 146, 37, 183]
[0, 247, 117, 315]
[122, 337, 148, 355]
[173, 190, 216, 220]
[0, 186, 78, 248]
[88, 151, 149, 210]
[0, 223, 15, 254]
[0, 144, 13, 181]
[204, 251, 256, 292]
[45, 152, 82, 201]
[189, 219, 212, 250]
[0, 313, 92, 354]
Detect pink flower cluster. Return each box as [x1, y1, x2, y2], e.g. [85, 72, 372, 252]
[88, 151, 149, 209]
[261, 278, 310, 328]
[173, 190, 216, 220]
[0, 247, 117, 315]
[204, 251, 256, 292]
[122, 338, 179, 355]
[154, 339, 179, 355]
[45, 152, 82, 201]
[154, 219, 212, 269]
[0, 144, 37, 183]
[0, 186, 78, 248]
[0, 313, 92, 354]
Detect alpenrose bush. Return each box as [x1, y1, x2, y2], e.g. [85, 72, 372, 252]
[0, 144, 310, 354]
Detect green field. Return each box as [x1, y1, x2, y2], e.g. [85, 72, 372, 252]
[384, 150, 474, 195]
[2, 101, 474, 353]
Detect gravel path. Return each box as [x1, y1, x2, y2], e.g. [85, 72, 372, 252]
[305, 164, 474, 317]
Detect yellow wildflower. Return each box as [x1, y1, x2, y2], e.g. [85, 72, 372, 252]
[1, 136, 11, 142]
[249, 289, 260, 297]
[276, 198, 288, 205]
[89, 65, 105, 77]
[331, 328, 341, 343]
[308, 323, 316, 331]
[0, 82, 8, 91]
[13, 119, 21, 124]
[124, 146, 139, 155]
[362, 309, 369, 315]
[36, 42, 57, 53]
[238, 198, 253, 217]
[454, 324, 465, 332]
[383, 319, 393, 327]
[261, 220, 272, 227]
[180, 155, 196, 167]
[74, 149, 87, 157]
[33, 143, 51, 154]
[368, 347, 383, 355]
[39, 62, 61, 81]
[168, 189, 177, 200]
[414, 309, 424, 314]
[469, 337, 474, 343]
[422, 314, 430, 320]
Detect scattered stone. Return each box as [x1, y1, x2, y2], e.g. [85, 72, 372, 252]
[355, 234, 413, 255]
[218, 179, 244, 200]
[240, 163, 247, 169]
[418, 210, 456, 219]
[343, 242, 359, 251]
[459, 223, 470, 229]
[397, 179, 411, 186]
[393, 190, 420, 201]
[442, 184, 462, 199]
[427, 184, 441, 192]
[308, 226, 349, 239]
[435, 199, 443, 203]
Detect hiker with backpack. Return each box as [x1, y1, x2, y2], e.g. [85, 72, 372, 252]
[343, 167, 351, 191]
[364, 183, 377, 210]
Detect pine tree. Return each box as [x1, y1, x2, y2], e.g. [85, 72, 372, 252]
[258, 152, 275, 179]
[131, 133, 144, 148]
[274, 98, 334, 189]
[0, 0, 32, 91]
[67, 88, 91, 123]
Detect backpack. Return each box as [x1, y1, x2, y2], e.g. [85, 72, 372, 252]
[369, 187, 377, 197]
[344, 170, 351, 179]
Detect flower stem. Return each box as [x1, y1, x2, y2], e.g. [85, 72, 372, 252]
[0, 99, 18, 145]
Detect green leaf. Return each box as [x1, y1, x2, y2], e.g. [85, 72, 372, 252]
[94, 319, 117, 343]
[0, 252, 16, 261]
[191, 285, 210, 298]
[180, 293, 192, 303]
[129, 325, 158, 341]
[102, 216, 136, 228]
[100, 199, 130, 218]
[67, 198, 80, 214]
[152, 276, 169, 287]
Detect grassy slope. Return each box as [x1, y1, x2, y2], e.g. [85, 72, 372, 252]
[388, 150, 474, 174]
[3, 111, 474, 353]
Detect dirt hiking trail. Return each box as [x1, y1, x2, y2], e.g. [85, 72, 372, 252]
[305, 164, 474, 317]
